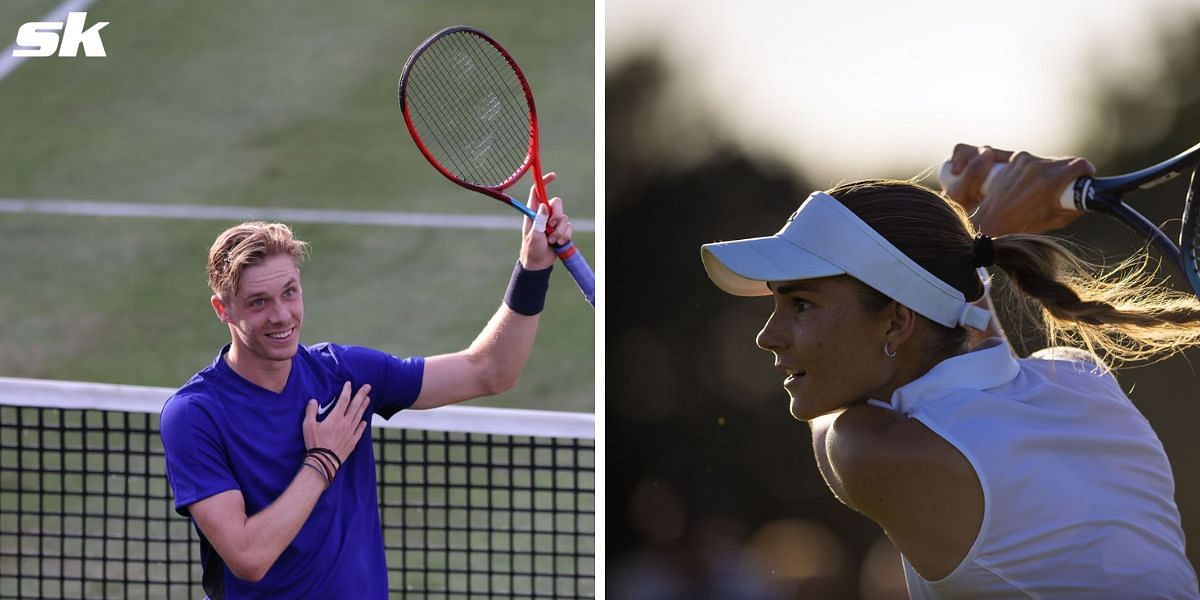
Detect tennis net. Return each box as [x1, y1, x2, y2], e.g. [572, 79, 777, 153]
[0, 377, 595, 599]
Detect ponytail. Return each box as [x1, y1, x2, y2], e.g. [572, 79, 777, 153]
[991, 235, 1200, 366]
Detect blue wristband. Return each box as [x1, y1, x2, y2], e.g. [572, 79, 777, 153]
[504, 260, 552, 316]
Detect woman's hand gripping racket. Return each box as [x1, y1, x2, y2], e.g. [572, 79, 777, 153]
[398, 25, 595, 307]
[939, 142, 1200, 297]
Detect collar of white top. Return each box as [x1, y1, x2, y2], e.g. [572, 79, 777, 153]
[701, 191, 992, 331]
[868, 337, 1020, 415]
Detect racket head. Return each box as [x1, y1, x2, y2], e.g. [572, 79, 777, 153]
[398, 26, 541, 204]
[1180, 169, 1200, 296]
[1087, 142, 1200, 297]
[1090, 140, 1200, 197]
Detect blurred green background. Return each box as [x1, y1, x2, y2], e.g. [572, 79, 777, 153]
[0, 0, 595, 412]
[0, 2, 595, 598]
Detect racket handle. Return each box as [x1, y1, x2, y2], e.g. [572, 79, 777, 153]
[553, 240, 595, 307]
[938, 161, 1082, 211]
[505, 195, 595, 307]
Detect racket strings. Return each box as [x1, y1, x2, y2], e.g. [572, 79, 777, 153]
[422, 46, 529, 178]
[419, 39, 522, 156]
[1182, 174, 1200, 284]
[1190, 219, 1200, 272]
[414, 52, 528, 185]
[404, 31, 534, 188]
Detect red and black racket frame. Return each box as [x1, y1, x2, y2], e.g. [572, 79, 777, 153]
[398, 25, 595, 307]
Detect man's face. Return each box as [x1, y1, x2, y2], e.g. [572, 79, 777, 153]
[214, 254, 304, 365]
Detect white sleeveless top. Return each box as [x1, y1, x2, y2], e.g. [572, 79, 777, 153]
[867, 339, 1198, 599]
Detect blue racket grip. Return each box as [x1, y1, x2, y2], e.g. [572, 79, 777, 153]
[508, 196, 595, 307]
[554, 240, 595, 307]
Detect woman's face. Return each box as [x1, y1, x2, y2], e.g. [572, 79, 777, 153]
[756, 276, 897, 421]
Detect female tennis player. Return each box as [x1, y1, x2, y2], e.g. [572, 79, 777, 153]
[701, 144, 1200, 597]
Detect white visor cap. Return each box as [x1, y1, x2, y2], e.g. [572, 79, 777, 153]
[701, 191, 991, 330]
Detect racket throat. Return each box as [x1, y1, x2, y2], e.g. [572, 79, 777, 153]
[1071, 178, 1093, 211]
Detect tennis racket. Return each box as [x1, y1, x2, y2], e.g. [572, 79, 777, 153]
[398, 25, 595, 307]
[940, 141, 1200, 297]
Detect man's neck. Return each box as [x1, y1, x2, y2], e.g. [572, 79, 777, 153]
[225, 345, 292, 393]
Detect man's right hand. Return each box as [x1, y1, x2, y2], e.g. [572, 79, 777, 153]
[185, 381, 371, 583]
[304, 381, 371, 465]
[943, 143, 1095, 236]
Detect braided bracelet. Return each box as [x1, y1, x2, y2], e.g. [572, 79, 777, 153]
[307, 447, 342, 470]
[306, 452, 336, 483]
[301, 459, 330, 490]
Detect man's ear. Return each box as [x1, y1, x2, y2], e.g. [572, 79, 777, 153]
[211, 295, 231, 324]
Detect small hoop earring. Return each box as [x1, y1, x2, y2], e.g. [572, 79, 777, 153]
[884, 342, 896, 358]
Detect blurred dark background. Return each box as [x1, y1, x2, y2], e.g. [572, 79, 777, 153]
[606, 15, 1200, 599]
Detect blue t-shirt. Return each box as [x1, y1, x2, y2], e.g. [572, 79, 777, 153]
[160, 343, 424, 599]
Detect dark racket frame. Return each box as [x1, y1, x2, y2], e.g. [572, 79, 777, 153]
[1063, 141, 1200, 296]
[397, 25, 596, 307]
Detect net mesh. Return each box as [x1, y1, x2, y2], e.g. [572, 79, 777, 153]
[402, 29, 534, 188]
[0, 378, 595, 599]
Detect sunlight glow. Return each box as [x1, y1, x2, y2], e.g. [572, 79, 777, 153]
[607, 0, 1199, 180]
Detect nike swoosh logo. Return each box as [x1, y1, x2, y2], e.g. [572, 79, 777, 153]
[317, 396, 336, 416]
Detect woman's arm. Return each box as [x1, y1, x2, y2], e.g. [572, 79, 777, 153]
[814, 404, 984, 581]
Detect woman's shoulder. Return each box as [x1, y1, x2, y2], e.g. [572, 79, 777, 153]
[826, 404, 984, 581]
[826, 404, 976, 499]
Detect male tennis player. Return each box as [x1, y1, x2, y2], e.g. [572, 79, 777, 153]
[702, 146, 1199, 597]
[160, 178, 573, 598]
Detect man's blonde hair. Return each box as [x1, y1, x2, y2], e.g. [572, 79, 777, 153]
[207, 222, 309, 301]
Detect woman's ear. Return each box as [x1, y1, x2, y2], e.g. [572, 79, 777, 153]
[884, 302, 918, 352]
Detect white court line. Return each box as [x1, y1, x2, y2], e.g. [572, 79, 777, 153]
[0, 0, 100, 82]
[0, 198, 596, 232]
